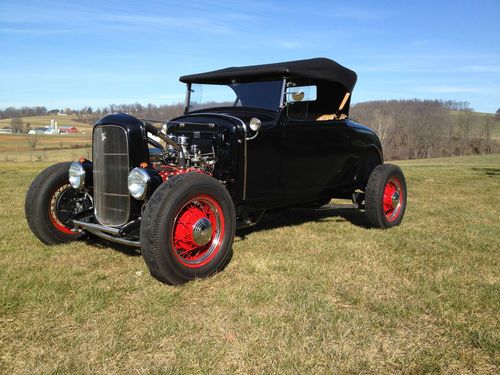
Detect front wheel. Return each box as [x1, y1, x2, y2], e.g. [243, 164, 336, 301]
[365, 164, 407, 228]
[140, 173, 236, 285]
[25, 162, 93, 244]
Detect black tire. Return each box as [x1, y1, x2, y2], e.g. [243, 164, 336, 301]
[140, 173, 236, 285]
[25, 162, 91, 244]
[365, 163, 407, 228]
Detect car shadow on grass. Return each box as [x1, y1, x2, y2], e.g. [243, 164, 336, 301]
[237, 204, 370, 239]
[84, 235, 141, 257]
[471, 167, 500, 177]
[80, 205, 369, 254]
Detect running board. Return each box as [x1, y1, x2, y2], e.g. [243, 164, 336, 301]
[294, 203, 359, 211]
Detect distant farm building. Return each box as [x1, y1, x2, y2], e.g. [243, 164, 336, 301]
[28, 127, 51, 135]
[27, 125, 78, 135]
[59, 126, 78, 133]
[47, 109, 68, 116]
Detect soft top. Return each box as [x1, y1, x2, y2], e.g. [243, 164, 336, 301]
[179, 58, 357, 92]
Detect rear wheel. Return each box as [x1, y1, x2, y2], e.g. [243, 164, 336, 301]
[365, 164, 407, 228]
[25, 162, 92, 244]
[140, 173, 236, 285]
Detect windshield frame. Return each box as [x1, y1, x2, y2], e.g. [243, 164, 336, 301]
[184, 79, 287, 114]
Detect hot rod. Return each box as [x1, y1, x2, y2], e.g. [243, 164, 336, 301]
[25, 58, 407, 284]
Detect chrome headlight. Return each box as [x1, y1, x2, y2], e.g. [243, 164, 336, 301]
[249, 117, 262, 132]
[128, 167, 151, 200]
[69, 162, 85, 189]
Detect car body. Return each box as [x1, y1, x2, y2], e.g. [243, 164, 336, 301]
[25, 58, 407, 284]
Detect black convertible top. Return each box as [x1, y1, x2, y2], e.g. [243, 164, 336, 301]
[180, 58, 357, 92]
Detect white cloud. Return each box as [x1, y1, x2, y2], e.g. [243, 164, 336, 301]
[280, 42, 302, 49]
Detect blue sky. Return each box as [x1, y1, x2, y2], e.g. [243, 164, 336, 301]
[0, 0, 499, 112]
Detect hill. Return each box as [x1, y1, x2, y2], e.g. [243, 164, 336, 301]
[449, 110, 500, 139]
[0, 102, 498, 162]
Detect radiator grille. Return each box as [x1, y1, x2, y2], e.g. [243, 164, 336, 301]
[93, 125, 130, 226]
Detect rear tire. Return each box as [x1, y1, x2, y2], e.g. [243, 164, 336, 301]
[25, 162, 91, 244]
[140, 173, 236, 285]
[365, 164, 407, 228]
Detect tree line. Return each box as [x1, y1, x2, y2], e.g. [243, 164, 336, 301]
[73, 103, 186, 125]
[350, 100, 499, 160]
[0, 106, 48, 119]
[2, 100, 499, 161]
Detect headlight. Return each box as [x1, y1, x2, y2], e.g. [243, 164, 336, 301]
[128, 167, 151, 200]
[249, 117, 262, 132]
[69, 162, 85, 189]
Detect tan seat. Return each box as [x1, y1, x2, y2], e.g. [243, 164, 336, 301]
[316, 114, 336, 121]
[315, 92, 351, 121]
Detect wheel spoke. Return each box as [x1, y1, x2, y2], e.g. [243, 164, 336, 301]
[170, 194, 224, 268]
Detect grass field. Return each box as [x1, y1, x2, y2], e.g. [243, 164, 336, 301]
[0, 115, 92, 130]
[0, 154, 499, 374]
[0, 133, 92, 162]
[0, 115, 92, 162]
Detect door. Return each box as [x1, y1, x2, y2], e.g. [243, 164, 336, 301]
[281, 117, 352, 201]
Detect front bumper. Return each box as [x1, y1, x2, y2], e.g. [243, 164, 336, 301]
[72, 217, 141, 247]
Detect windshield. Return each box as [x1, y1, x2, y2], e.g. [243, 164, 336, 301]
[187, 80, 283, 112]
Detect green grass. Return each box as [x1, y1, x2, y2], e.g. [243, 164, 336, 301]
[1, 154, 499, 374]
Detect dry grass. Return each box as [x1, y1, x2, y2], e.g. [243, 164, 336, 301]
[0, 115, 92, 161]
[0, 134, 91, 162]
[0, 154, 499, 374]
[0, 115, 91, 130]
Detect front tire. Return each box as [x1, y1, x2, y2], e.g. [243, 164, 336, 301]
[25, 162, 92, 244]
[140, 173, 236, 285]
[365, 164, 407, 228]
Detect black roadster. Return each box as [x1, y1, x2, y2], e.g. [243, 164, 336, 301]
[25, 58, 407, 284]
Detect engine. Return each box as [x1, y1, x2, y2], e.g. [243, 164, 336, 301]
[151, 134, 216, 171]
[141, 119, 219, 180]
[148, 134, 217, 182]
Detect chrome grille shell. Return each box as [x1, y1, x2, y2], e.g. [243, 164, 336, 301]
[93, 125, 130, 226]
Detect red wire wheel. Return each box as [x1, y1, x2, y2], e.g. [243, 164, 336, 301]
[26, 162, 92, 244]
[48, 183, 76, 234]
[382, 177, 403, 222]
[171, 194, 225, 268]
[365, 163, 407, 228]
[140, 173, 236, 285]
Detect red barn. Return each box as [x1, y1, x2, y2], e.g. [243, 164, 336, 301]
[59, 126, 78, 133]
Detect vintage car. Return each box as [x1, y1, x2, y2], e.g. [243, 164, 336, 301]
[25, 58, 407, 285]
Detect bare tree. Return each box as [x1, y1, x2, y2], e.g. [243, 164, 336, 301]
[27, 134, 39, 162]
[370, 110, 395, 150]
[10, 117, 23, 133]
[496, 108, 500, 121]
[457, 108, 474, 149]
[482, 117, 496, 154]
